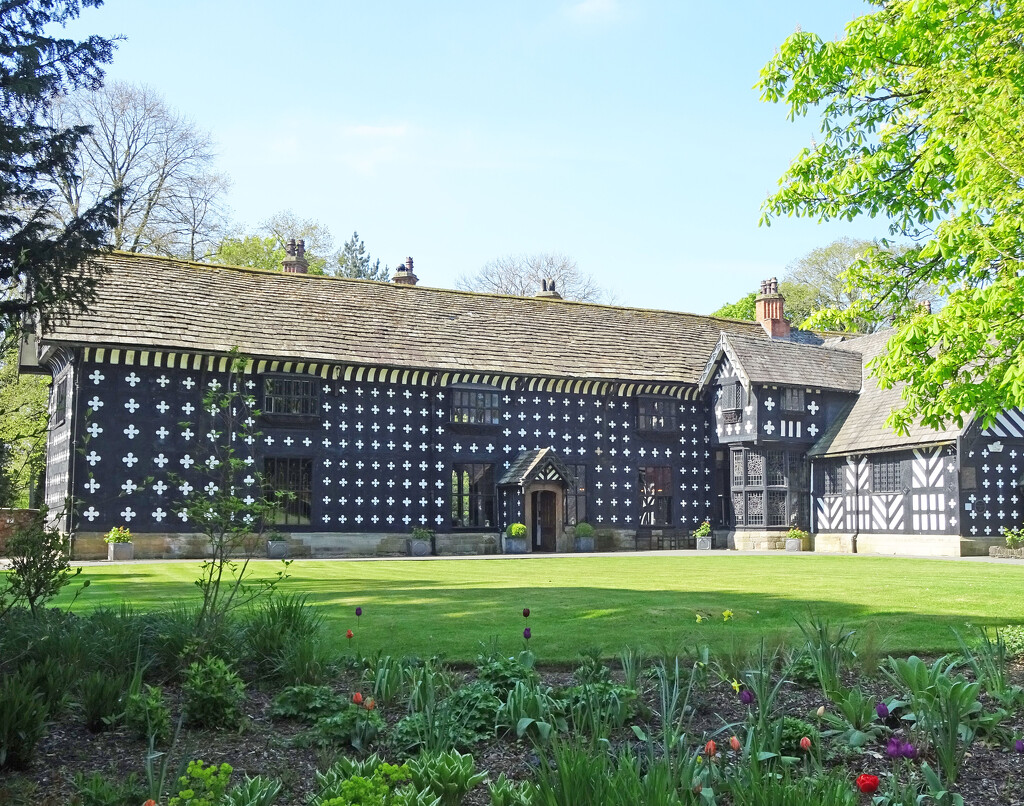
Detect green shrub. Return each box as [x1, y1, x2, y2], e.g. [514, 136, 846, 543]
[296, 703, 386, 751]
[573, 522, 594, 539]
[573, 646, 611, 684]
[363, 653, 408, 705]
[312, 759, 411, 806]
[1004, 526, 1024, 549]
[169, 760, 233, 806]
[244, 593, 327, 679]
[475, 645, 538, 693]
[497, 680, 567, 742]
[72, 770, 146, 806]
[562, 682, 638, 737]
[1002, 625, 1024, 658]
[0, 671, 47, 770]
[487, 774, 538, 806]
[83, 604, 147, 676]
[125, 683, 172, 745]
[506, 523, 526, 539]
[223, 775, 282, 806]
[271, 632, 336, 686]
[1, 508, 86, 616]
[407, 750, 487, 806]
[183, 655, 246, 730]
[271, 684, 345, 722]
[778, 715, 820, 756]
[78, 669, 126, 732]
[18, 655, 76, 716]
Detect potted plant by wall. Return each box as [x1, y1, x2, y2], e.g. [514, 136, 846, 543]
[408, 526, 436, 557]
[505, 522, 527, 554]
[574, 521, 595, 553]
[693, 519, 713, 550]
[786, 526, 811, 552]
[266, 530, 289, 559]
[104, 525, 134, 561]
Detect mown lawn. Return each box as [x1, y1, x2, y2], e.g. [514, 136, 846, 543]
[47, 553, 1024, 661]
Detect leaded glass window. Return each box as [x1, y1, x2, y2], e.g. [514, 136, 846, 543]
[871, 458, 901, 493]
[264, 457, 313, 525]
[639, 466, 672, 526]
[451, 464, 496, 528]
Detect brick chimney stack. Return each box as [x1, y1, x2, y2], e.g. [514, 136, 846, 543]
[392, 256, 418, 286]
[282, 239, 308, 274]
[535, 278, 562, 299]
[755, 277, 790, 339]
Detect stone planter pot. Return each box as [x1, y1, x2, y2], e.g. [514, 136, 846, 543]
[575, 536, 595, 553]
[267, 540, 290, 559]
[696, 536, 713, 551]
[504, 536, 528, 554]
[107, 542, 133, 561]
[786, 536, 811, 552]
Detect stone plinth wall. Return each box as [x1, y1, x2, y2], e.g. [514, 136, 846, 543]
[989, 546, 1024, 559]
[72, 530, 502, 560]
[814, 531, 967, 557]
[724, 529, 803, 551]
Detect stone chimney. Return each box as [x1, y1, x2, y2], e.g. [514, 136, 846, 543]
[392, 256, 418, 286]
[282, 239, 308, 274]
[535, 278, 562, 300]
[920, 299, 932, 314]
[755, 277, 790, 338]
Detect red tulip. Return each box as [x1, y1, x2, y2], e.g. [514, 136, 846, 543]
[729, 735, 741, 752]
[856, 774, 879, 794]
[346, 629, 354, 640]
[705, 740, 716, 757]
[352, 691, 363, 705]
[800, 736, 811, 752]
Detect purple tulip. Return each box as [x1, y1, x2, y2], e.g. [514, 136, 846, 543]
[523, 608, 530, 618]
[739, 689, 754, 705]
[886, 737, 902, 759]
[1015, 739, 1024, 754]
[355, 607, 362, 617]
[523, 627, 531, 641]
[901, 742, 917, 760]
[875, 702, 889, 720]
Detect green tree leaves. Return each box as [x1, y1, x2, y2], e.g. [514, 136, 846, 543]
[760, 0, 1024, 432]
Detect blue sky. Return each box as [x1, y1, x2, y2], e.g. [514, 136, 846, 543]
[67, 0, 879, 314]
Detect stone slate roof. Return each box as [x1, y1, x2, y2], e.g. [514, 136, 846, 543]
[700, 332, 864, 393]
[498, 448, 576, 487]
[44, 251, 777, 385]
[808, 331, 963, 457]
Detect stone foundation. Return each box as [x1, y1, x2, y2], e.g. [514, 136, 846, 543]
[72, 530, 501, 560]
[724, 529, 802, 551]
[814, 531, 973, 557]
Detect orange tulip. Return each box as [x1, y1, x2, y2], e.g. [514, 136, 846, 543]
[729, 735, 741, 752]
[705, 739, 716, 757]
[800, 736, 812, 751]
[365, 698, 376, 710]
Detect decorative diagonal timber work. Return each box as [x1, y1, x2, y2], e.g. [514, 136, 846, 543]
[912, 447, 945, 489]
[816, 496, 844, 530]
[981, 409, 1024, 439]
[870, 494, 905, 531]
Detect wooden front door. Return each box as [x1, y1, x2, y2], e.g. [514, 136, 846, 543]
[533, 490, 557, 551]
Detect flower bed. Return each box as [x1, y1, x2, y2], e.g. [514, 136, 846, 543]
[4, 605, 1024, 805]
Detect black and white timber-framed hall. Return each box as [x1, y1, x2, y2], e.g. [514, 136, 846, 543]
[20, 247, 1024, 559]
